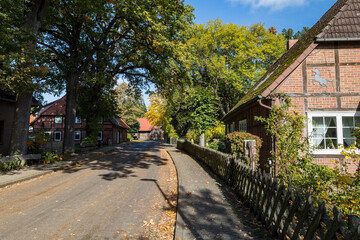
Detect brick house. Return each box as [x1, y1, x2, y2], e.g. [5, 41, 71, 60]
[222, 0, 360, 173]
[136, 118, 164, 140]
[31, 96, 130, 151]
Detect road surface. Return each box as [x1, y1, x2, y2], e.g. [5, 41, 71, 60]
[0, 141, 172, 240]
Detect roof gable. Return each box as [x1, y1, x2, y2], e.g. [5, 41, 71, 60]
[40, 96, 67, 116]
[223, 0, 350, 121]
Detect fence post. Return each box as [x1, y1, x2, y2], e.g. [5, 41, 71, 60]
[244, 140, 256, 171]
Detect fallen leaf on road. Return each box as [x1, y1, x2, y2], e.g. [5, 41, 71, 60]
[194, 180, 198, 183]
[187, 192, 192, 196]
[206, 181, 209, 184]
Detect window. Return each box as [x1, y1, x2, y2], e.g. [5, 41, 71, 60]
[98, 131, 103, 141]
[98, 117, 103, 124]
[239, 119, 247, 132]
[44, 131, 51, 138]
[75, 117, 82, 124]
[74, 131, 81, 140]
[342, 116, 360, 148]
[230, 122, 235, 133]
[55, 116, 62, 124]
[54, 131, 62, 141]
[308, 112, 360, 154]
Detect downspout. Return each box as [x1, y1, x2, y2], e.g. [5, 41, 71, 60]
[258, 95, 275, 177]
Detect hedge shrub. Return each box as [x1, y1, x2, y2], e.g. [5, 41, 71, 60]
[225, 132, 262, 165]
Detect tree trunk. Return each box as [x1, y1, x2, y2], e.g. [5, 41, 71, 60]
[9, 0, 48, 155]
[63, 76, 77, 154]
[199, 132, 205, 147]
[10, 92, 33, 155]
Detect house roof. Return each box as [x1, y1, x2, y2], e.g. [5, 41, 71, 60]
[222, 0, 355, 121]
[137, 118, 153, 132]
[110, 117, 131, 130]
[317, 0, 360, 40]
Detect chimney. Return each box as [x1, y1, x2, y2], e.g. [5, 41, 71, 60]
[287, 39, 298, 50]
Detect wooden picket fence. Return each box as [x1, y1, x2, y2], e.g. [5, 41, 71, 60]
[177, 140, 360, 240]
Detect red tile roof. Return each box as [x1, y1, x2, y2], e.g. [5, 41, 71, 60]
[137, 118, 153, 132]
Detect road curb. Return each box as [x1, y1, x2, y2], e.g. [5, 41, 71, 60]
[165, 147, 182, 240]
[0, 170, 54, 189]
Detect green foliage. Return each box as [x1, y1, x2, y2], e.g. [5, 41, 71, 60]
[205, 120, 225, 141]
[81, 136, 98, 144]
[255, 94, 313, 182]
[127, 133, 134, 141]
[129, 121, 140, 133]
[27, 131, 51, 154]
[188, 20, 286, 116]
[0, 161, 22, 172]
[225, 132, 262, 165]
[186, 130, 199, 143]
[42, 152, 63, 164]
[207, 139, 226, 152]
[282, 27, 309, 40]
[116, 83, 147, 127]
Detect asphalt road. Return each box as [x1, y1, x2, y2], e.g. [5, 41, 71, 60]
[0, 141, 171, 240]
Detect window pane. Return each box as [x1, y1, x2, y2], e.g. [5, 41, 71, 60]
[325, 117, 336, 127]
[325, 128, 337, 138]
[312, 117, 323, 127]
[355, 117, 360, 126]
[343, 128, 353, 138]
[342, 117, 354, 127]
[344, 138, 355, 148]
[313, 138, 324, 149]
[313, 127, 324, 138]
[325, 139, 337, 149]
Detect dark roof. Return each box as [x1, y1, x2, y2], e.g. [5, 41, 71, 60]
[0, 90, 16, 102]
[110, 117, 131, 130]
[317, 0, 360, 39]
[222, 0, 351, 121]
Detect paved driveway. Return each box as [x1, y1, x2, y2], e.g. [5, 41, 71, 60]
[0, 141, 171, 240]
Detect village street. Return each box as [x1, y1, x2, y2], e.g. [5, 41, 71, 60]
[0, 141, 175, 240]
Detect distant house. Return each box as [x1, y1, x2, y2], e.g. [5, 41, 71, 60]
[222, 0, 360, 173]
[31, 96, 130, 152]
[136, 118, 164, 140]
[0, 91, 16, 156]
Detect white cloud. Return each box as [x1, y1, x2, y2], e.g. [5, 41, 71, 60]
[229, 0, 307, 11]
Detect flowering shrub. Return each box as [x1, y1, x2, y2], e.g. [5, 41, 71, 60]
[42, 152, 63, 164]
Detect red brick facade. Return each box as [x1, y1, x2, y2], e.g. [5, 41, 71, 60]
[31, 96, 130, 152]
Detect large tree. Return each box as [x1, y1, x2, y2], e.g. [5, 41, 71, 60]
[0, 0, 49, 155]
[40, 0, 193, 153]
[188, 20, 286, 117]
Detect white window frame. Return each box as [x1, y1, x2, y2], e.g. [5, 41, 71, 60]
[54, 131, 62, 141]
[74, 131, 81, 140]
[55, 116, 62, 124]
[308, 111, 360, 155]
[75, 117, 82, 124]
[239, 119, 247, 132]
[98, 117, 103, 124]
[44, 131, 51, 138]
[98, 131, 103, 141]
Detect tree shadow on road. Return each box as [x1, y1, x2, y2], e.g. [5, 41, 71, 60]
[59, 142, 168, 181]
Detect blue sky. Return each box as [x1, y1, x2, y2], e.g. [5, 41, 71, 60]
[185, 0, 337, 32]
[43, 0, 337, 105]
